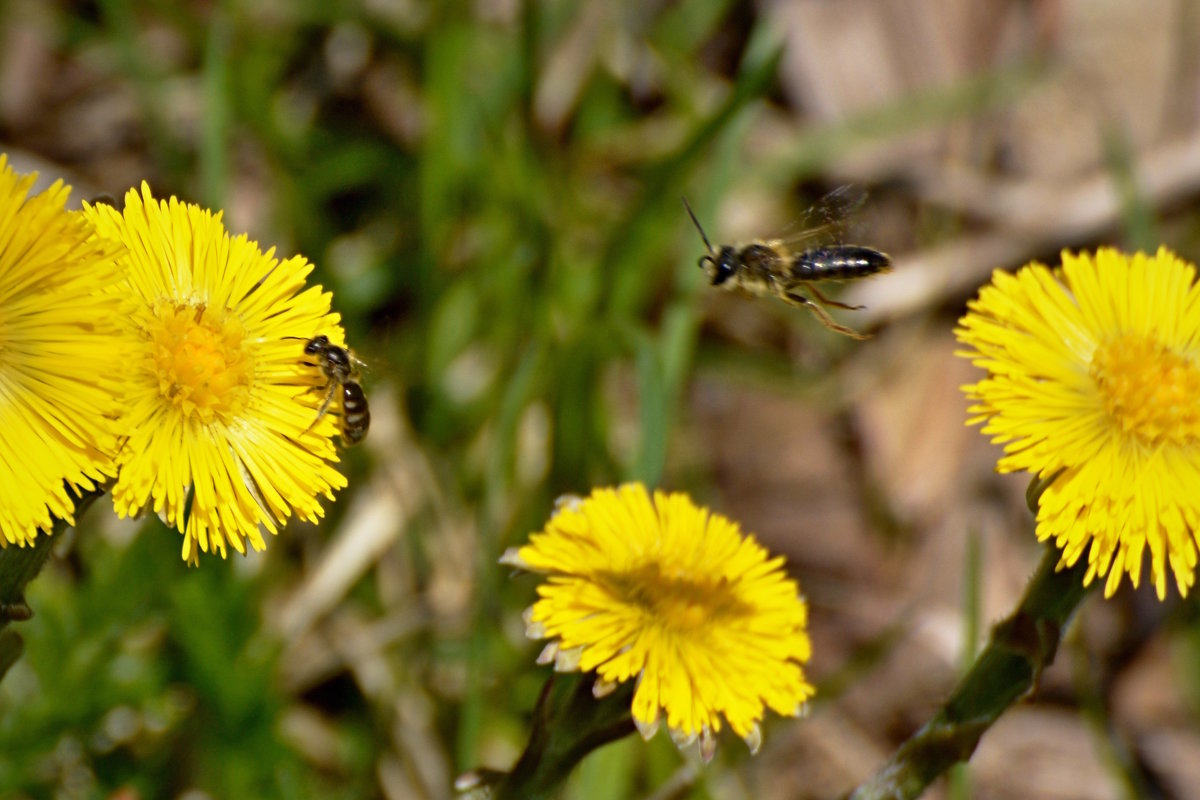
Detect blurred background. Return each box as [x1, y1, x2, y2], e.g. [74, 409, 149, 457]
[3, 0, 1200, 798]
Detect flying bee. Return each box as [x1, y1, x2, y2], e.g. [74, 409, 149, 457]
[294, 335, 370, 446]
[683, 189, 892, 339]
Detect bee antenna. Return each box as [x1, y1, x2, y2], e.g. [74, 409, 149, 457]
[682, 197, 714, 253]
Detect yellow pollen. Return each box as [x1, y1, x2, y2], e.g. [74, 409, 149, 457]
[1090, 333, 1200, 446]
[151, 302, 253, 424]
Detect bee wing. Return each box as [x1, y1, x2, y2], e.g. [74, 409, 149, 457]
[352, 352, 370, 374]
[808, 185, 868, 225]
[776, 185, 870, 248]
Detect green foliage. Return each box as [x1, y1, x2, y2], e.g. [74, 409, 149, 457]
[0, 520, 372, 797]
[0, 0, 941, 796]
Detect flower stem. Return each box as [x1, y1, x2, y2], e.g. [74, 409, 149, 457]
[0, 487, 105, 681]
[487, 673, 636, 800]
[846, 543, 1093, 800]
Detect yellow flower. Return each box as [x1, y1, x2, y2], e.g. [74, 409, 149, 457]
[502, 484, 815, 760]
[0, 155, 124, 546]
[84, 184, 349, 563]
[957, 247, 1200, 599]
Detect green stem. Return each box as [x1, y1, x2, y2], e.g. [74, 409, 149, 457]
[488, 673, 637, 800]
[0, 487, 105, 681]
[846, 543, 1094, 800]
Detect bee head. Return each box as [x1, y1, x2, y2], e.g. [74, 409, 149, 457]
[303, 335, 330, 356]
[703, 246, 738, 286]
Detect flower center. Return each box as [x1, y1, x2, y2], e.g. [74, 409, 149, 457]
[1090, 333, 1200, 447]
[150, 301, 253, 424]
[614, 564, 748, 631]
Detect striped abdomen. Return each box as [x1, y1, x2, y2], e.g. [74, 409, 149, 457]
[340, 382, 370, 445]
[790, 246, 891, 281]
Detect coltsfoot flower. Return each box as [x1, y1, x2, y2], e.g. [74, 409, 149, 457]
[502, 484, 815, 760]
[84, 185, 349, 563]
[957, 247, 1200, 598]
[0, 155, 124, 545]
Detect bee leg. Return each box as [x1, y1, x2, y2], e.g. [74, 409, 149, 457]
[290, 361, 321, 397]
[804, 282, 865, 311]
[299, 381, 338, 437]
[782, 290, 869, 340]
[291, 385, 321, 401]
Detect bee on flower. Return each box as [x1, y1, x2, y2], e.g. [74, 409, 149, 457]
[83, 184, 351, 563]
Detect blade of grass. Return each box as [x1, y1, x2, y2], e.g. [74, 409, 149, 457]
[200, 3, 232, 207]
